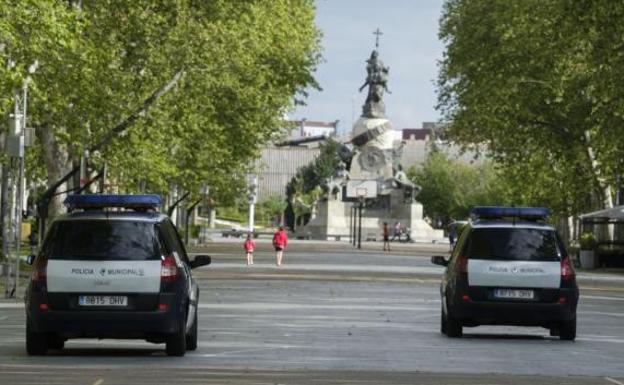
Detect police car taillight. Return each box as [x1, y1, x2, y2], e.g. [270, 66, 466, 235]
[161, 255, 178, 282]
[561, 256, 575, 282]
[31, 257, 47, 285]
[457, 255, 468, 276]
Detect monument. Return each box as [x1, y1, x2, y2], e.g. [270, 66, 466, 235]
[297, 29, 444, 242]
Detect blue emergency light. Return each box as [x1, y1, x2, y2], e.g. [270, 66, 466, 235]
[470, 206, 550, 220]
[64, 194, 162, 211]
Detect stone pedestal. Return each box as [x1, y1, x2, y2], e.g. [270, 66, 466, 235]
[349, 117, 395, 181]
[297, 195, 444, 242]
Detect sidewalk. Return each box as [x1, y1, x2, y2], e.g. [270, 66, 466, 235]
[192, 237, 452, 255]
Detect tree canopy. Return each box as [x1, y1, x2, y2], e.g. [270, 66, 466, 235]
[285, 138, 341, 226]
[408, 150, 512, 224]
[1, 0, 321, 209]
[438, 0, 624, 217]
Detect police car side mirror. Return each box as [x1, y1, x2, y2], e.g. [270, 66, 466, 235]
[190, 255, 211, 269]
[26, 255, 36, 265]
[431, 255, 448, 267]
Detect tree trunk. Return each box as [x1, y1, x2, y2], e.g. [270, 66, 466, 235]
[39, 126, 70, 223]
[0, 130, 9, 262]
[583, 130, 613, 209]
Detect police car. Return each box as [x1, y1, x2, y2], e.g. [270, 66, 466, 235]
[25, 194, 211, 356]
[431, 207, 579, 340]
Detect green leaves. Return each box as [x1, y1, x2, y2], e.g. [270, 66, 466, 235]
[438, 0, 624, 216]
[1, 0, 321, 203]
[286, 139, 342, 198]
[408, 151, 512, 223]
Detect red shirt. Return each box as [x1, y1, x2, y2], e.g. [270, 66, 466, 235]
[273, 230, 288, 248]
[243, 239, 256, 252]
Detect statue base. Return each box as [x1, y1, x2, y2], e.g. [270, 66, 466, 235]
[296, 193, 444, 242]
[349, 117, 395, 181]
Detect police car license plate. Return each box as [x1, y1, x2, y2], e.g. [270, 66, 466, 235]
[493, 289, 534, 300]
[79, 295, 128, 306]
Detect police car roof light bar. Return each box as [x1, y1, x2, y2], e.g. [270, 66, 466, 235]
[470, 206, 550, 221]
[64, 194, 162, 211]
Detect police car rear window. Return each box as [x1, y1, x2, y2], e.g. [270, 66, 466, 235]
[46, 220, 160, 261]
[465, 228, 560, 262]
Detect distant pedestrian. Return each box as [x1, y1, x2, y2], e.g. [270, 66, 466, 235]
[391, 221, 401, 241]
[449, 226, 457, 251]
[273, 226, 288, 266]
[383, 222, 390, 251]
[243, 233, 256, 266]
[28, 230, 38, 254]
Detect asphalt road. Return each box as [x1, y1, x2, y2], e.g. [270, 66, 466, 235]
[1, 241, 623, 385]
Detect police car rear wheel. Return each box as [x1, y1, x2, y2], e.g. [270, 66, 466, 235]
[559, 317, 576, 341]
[186, 310, 198, 351]
[440, 307, 447, 335]
[166, 314, 187, 356]
[445, 309, 463, 338]
[26, 322, 47, 356]
[47, 334, 65, 350]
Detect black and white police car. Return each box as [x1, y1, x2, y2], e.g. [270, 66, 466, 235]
[25, 194, 211, 356]
[432, 206, 579, 340]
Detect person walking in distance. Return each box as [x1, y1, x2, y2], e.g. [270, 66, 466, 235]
[383, 222, 391, 251]
[391, 221, 401, 241]
[448, 225, 457, 251]
[273, 226, 288, 266]
[243, 233, 256, 266]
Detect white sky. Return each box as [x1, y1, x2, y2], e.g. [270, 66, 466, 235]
[291, 0, 445, 136]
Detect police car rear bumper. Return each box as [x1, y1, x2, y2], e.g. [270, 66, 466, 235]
[452, 300, 576, 326]
[27, 293, 183, 338]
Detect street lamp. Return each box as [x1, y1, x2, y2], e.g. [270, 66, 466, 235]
[248, 175, 258, 234]
[3, 60, 38, 298]
[199, 184, 209, 243]
[356, 187, 367, 250]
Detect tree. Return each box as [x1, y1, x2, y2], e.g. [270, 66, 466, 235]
[285, 138, 342, 228]
[408, 150, 513, 223]
[286, 138, 342, 198]
[0, 0, 321, 218]
[259, 195, 288, 227]
[437, 0, 624, 218]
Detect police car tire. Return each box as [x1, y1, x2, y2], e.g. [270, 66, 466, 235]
[166, 314, 187, 356]
[445, 310, 463, 338]
[440, 308, 447, 335]
[559, 318, 576, 341]
[186, 311, 198, 351]
[26, 322, 47, 356]
[47, 335, 65, 350]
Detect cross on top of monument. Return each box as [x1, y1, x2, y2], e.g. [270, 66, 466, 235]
[373, 28, 383, 49]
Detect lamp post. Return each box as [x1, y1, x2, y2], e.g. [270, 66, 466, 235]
[199, 184, 209, 243]
[4, 61, 37, 298]
[248, 175, 258, 235]
[356, 187, 367, 250]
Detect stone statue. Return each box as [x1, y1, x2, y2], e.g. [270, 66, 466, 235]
[392, 141, 406, 170]
[393, 164, 420, 202]
[358, 50, 391, 118]
[323, 162, 349, 200]
[337, 143, 354, 170]
[294, 28, 446, 244]
[349, 37, 395, 181]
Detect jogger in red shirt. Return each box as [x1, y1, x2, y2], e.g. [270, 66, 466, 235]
[243, 234, 256, 266]
[272, 226, 288, 266]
